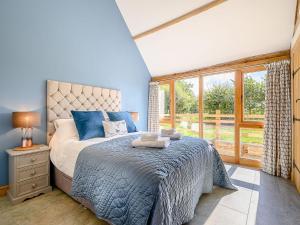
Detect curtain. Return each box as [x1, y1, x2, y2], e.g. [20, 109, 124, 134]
[263, 60, 292, 179]
[148, 82, 160, 132]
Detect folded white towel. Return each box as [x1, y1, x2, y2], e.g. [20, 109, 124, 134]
[170, 133, 182, 140]
[140, 133, 159, 142]
[161, 128, 176, 136]
[132, 137, 170, 149]
[161, 132, 182, 140]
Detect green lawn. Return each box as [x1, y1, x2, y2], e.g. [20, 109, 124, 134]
[160, 123, 263, 145]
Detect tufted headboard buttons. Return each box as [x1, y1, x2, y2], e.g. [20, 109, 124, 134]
[47, 80, 121, 143]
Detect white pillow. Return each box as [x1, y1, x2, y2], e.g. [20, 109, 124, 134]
[103, 120, 128, 138]
[54, 119, 79, 142]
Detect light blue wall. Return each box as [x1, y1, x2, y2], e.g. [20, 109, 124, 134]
[0, 0, 150, 185]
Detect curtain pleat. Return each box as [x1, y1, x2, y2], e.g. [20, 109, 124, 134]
[263, 60, 292, 179]
[148, 82, 160, 132]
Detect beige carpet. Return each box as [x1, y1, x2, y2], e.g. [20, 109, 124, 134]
[1, 165, 299, 225]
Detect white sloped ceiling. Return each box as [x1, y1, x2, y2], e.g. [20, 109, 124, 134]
[116, 0, 297, 76]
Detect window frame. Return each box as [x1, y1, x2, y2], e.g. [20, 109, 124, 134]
[157, 65, 270, 168]
[235, 67, 265, 167]
[158, 80, 175, 129]
[174, 77, 201, 138]
[159, 81, 173, 127]
[239, 65, 266, 128]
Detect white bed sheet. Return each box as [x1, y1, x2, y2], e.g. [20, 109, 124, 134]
[49, 132, 141, 178]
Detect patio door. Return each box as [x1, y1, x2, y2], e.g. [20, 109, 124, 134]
[202, 72, 236, 162]
[236, 67, 266, 167]
[157, 67, 266, 167]
[175, 77, 200, 137]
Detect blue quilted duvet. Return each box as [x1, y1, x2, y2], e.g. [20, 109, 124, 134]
[72, 135, 235, 225]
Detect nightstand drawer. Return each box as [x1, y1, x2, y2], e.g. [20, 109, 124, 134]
[6, 146, 52, 204]
[16, 175, 49, 196]
[16, 152, 48, 168]
[17, 163, 48, 182]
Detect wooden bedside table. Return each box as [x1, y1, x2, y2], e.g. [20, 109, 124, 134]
[6, 145, 52, 204]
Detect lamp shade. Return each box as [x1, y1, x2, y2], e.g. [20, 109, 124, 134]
[12, 112, 41, 128]
[129, 111, 139, 122]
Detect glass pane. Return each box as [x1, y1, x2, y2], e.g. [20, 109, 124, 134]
[203, 72, 235, 157]
[159, 84, 171, 130]
[243, 70, 266, 122]
[175, 78, 199, 137]
[240, 128, 264, 161]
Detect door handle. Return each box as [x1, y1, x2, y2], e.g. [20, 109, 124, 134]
[296, 99, 300, 103]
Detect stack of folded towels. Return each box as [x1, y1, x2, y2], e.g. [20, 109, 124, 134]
[132, 129, 182, 149]
[161, 128, 182, 140]
[132, 133, 170, 149]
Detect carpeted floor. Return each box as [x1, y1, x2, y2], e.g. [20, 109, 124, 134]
[1, 165, 299, 225]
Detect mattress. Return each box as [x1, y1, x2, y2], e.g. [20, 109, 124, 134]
[49, 132, 141, 178]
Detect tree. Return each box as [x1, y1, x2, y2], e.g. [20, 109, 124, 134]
[203, 77, 265, 115]
[159, 81, 198, 114]
[243, 76, 265, 115]
[203, 81, 234, 114]
[175, 80, 198, 114]
[159, 77, 265, 116]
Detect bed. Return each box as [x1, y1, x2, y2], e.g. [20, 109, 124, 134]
[47, 80, 235, 225]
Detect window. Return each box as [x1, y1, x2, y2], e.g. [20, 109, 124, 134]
[203, 72, 235, 157]
[175, 78, 199, 137]
[157, 66, 268, 167]
[240, 128, 264, 161]
[159, 83, 171, 130]
[243, 70, 266, 122]
[238, 68, 266, 163]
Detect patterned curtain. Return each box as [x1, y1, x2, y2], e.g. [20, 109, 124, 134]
[263, 60, 292, 179]
[148, 82, 160, 132]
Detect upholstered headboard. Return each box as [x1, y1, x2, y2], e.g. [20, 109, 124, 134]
[47, 80, 121, 143]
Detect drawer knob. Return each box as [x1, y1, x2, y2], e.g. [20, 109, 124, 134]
[30, 158, 36, 163]
[30, 170, 36, 176]
[32, 183, 37, 189]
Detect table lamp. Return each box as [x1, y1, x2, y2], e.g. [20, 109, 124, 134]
[12, 111, 41, 150]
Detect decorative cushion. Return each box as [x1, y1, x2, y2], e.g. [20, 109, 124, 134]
[71, 111, 105, 140]
[103, 120, 128, 138]
[107, 111, 137, 133]
[54, 119, 79, 141]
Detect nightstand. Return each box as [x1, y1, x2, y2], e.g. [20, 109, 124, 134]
[6, 145, 52, 204]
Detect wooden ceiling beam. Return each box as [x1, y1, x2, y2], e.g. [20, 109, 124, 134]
[133, 0, 227, 40]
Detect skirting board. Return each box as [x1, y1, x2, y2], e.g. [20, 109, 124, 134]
[0, 185, 8, 197]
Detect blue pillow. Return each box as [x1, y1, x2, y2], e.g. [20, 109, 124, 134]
[107, 111, 137, 133]
[71, 111, 105, 140]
